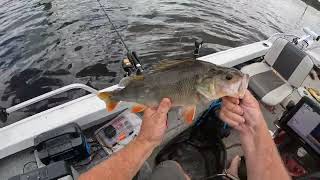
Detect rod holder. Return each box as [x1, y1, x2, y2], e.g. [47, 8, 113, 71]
[0, 107, 8, 123]
[193, 39, 204, 57]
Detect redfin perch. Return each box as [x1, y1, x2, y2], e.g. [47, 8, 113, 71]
[98, 60, 249, 124]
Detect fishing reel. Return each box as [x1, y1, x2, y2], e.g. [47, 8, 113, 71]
[122, 38, 204, 76]
[122, 51, 144, 77]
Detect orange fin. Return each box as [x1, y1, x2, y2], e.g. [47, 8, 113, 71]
[181, 105, 196, 124]
[98, 92, 111, 101]
[98, 92, 119, 112]
[131, 104, 147, 113]
[107, 101, 119, 112]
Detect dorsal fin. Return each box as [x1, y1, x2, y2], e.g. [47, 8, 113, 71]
[118, 77, 131, 87]
[150, 59, 195, 73]
[132, 75, 144, 80]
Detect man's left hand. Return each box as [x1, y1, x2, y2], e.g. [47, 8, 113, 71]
[137, 98, 172, 147]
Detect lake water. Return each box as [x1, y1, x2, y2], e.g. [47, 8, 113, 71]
[0, 0, 320, 124]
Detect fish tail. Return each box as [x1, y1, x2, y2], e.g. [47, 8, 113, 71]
[97, 92, 119, 112]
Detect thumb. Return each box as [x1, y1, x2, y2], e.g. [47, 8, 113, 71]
[242, 90, 257, 104]
[157, 98, 171, 116]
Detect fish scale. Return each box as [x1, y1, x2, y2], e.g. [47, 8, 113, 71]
[155, 76, 196, 105]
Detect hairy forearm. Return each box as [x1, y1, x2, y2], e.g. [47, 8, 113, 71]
[240, 120, 291, 180]
[79, 138, 155, 180]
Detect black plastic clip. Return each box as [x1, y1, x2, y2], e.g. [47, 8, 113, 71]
[193, 38, 204, 58]
[0, 107, 8, 123]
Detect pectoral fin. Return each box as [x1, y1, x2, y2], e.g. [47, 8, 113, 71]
[131, 104, 147, 113]
[180, 105, 196, 124]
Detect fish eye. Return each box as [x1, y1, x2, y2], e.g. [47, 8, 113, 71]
[226, 74, 233, 80]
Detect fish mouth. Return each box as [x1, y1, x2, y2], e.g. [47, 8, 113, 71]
[238, 74, 250, 98]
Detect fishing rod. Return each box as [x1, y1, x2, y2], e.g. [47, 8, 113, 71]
[95, 0, 144, 75]
[96, 0, 204, 67]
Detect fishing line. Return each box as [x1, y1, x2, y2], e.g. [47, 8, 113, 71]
[95, 0, 144, 74]
[295, 0, 309, 29]
[96, 0, 130, 52]
[30, 0, 131, 85]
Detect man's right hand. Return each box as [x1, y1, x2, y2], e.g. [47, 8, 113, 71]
[220, 90, 292, 180]
[219, 90, 266, 137]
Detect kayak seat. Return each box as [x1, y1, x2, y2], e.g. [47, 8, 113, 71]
[241, 38, 313, 106]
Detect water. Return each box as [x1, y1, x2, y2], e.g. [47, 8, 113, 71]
[0, 0, 320, 124]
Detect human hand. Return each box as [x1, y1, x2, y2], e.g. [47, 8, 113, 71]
[219, 90, 266, 136]
[137, 98, 172, 148]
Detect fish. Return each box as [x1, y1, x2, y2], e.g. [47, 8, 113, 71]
[98, 60, 249, 124]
